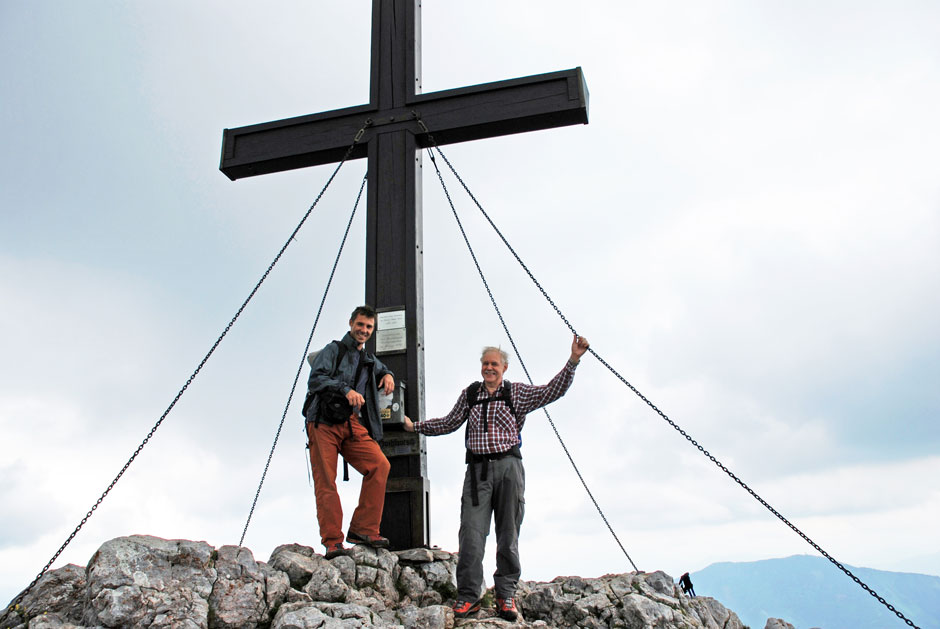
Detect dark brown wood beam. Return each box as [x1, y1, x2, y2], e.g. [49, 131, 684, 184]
[220, 68, 588, 181]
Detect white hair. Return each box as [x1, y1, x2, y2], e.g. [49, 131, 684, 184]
[480, 346, 509, 366]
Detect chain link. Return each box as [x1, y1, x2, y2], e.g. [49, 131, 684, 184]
[421, 122, 919, 629]
[6, 121, 373, 617]
[238, 171, 368, 547]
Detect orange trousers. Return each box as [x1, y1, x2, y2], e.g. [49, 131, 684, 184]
[306, 417, 390, 547]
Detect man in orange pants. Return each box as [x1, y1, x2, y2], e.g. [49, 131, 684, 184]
[304, 305, 394, 557]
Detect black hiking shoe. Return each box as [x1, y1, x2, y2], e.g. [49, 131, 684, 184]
[346, 531, 390, 548]
[324, 542, 346, 559]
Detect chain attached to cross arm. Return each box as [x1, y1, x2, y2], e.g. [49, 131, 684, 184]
[418, 118, 921, 629]
[5, 120, 373, 618]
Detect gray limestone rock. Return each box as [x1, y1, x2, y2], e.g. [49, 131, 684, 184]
[765, 619, 796, 629]
[0, 563, 86, 627]
[330, 554, 357, 587]
[270, 602, 338, 629]
[340, 547, 400, 607]
[397, 566, 427, 601]
[270, 549, 324, 590]
[518, 572, 745, 629]
[395, 549, 434, 564]
[386, 603, 453, 629]
[4, 535, 762, 629]
[302, 558, 349, 603]
[270, 544, 317, 560]
[373, 568, 400, 605]
[83, 535, 216, 628]
[285, 588, 314, 604]
[347, 545, 381, 568]
[418, 560, 457, 600]
[207, 545, 269, 628]
[688, 595, 744, 629]
[17, 614, 87, 629]
[311, 601, 380, 623]
[375, 549, 399, 577]
[261, 561, 292, 612]
[412, 605, 451, 628]
[357, 565, 378, 589]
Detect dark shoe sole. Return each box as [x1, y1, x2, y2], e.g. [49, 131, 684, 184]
[346, 532, 390, 548]
[324, 547, 346, 559]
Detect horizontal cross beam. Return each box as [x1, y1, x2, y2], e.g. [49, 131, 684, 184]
[220, 67, 588, 180]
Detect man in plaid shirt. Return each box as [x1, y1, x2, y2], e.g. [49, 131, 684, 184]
[404, 334, 590, 620]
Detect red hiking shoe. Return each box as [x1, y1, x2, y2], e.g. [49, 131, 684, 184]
[496, 597, 518, 621]
[452, 599, 481, 618]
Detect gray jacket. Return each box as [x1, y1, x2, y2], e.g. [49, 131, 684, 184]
[304, 332, 393, 441]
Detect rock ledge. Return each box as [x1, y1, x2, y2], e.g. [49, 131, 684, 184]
[3, 535, 750, 629]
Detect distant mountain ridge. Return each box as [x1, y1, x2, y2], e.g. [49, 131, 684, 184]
[692, 554, 940, 629]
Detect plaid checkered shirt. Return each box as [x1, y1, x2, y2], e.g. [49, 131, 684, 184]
[415, 360, 579, 454]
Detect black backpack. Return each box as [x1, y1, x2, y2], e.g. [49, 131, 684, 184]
[301, 340, 349, 419]
[464, 380, 515, 434]
[303, 340, 365, 482]
[463, 380, 520, 506]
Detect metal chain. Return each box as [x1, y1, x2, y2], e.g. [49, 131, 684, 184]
[420, 128, 640, 572]
[419, 116, 920, 629]
[238, 171, 368, 547]
[6, 120, 373, 616]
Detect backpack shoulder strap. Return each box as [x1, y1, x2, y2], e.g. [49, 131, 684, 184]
[463, 381, 482, 446]
[331, 340, 348, 374]
[466, 382, 483, 408]
[463, 380, 516, 438]
[499, 380, 515, 417]
[302, 340, 349, 419]
[331, 340, 355, 480]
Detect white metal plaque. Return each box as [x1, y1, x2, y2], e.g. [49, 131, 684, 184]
[378, 310, 406, 330]
[376, 308, 406, 354]
[376, 327, 407, 353]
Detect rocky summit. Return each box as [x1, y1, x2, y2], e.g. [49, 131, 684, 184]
[2, 534, 756, 628]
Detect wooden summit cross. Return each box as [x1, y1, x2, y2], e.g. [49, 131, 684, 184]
[219, 0, 588, 550]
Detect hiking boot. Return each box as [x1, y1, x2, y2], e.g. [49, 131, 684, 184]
[346, 531, 390, 548]
[324, 542, 346, 559]
[452, 599, 481, 618]
[496, 597, 518, 621]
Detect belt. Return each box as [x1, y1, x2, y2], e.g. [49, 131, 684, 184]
[465, 446, 521, 506]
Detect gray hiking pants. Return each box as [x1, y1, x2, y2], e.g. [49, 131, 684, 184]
[455, 454, 526, 601]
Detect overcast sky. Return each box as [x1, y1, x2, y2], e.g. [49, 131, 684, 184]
[2, 0, 939, 616]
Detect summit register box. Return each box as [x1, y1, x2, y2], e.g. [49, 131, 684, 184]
[377, 381, 425, 477]
[377, 379, 430, 548]
[378, 380, 406, 427]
